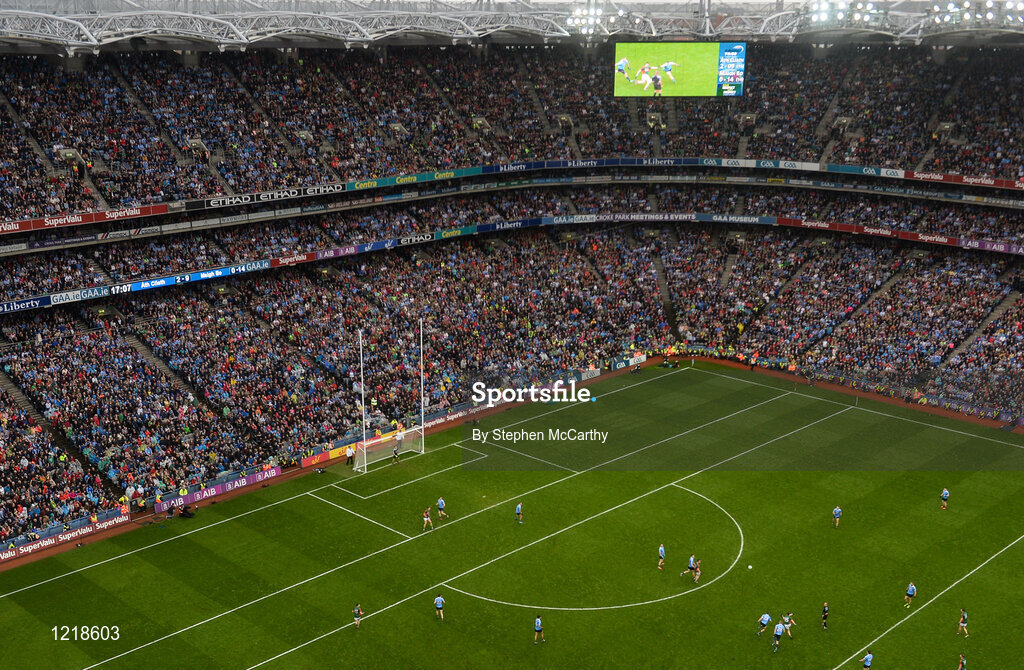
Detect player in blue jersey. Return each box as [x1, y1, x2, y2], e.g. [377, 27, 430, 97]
[437, 496, 448, 520]
[771, 622, 785, 652]
[615, 58, 632, 82]
[681, 553, 697, 579]
[353, 603, 363, 629]
[833, 505, 842, 528]
[860, 650, 874, 667]
[515, 501, 523, 524]
[534, 614, 545, 644]
[905, 581, 917, 608]
[757, 611, 772, 636]
[658, 543, 666, 570]
[941, 487, 950, 510]
[660, 61, 679, 83]
[434, 594, 445, 620]
[957, 608, 968, 636]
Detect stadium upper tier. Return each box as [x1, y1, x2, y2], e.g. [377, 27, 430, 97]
[0, 44, 1021, 224]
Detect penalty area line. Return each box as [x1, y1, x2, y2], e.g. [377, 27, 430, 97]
[306, 494, 412, 539]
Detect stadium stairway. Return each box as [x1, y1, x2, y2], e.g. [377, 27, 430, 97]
[222, 63, 303, 159]
[87, 258, 113, 285]
[814, 55, 862, 143]
[833, 254, 910, 330]
[664, 99, 679, 133]
[651, 251, 680, 338]
[514, 53, 554, 134]
[626, 98, 642, 132]
[80, 172, 109, 210]
[207, 150, 237, 195]
[109, 61, 192, 168]
[645, 188, 660, 213]
[566, 133, 583, 160]
[0, 91, 57, 175]
[651, 132, 662, 159]
[123, 331, 209, 405]
[818, 139, 838, 170]
[415, 55, 465, 126]
[720, 252, 739, 288]
[736, 136, 748, 159]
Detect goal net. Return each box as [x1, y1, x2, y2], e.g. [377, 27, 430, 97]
[354, 425, 425, 473]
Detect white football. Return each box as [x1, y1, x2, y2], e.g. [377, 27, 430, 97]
[747, 565, 753, 570]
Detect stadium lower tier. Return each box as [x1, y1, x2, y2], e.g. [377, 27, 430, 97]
[0, 223, 1021, 545]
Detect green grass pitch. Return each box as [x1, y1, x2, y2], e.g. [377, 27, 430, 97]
[613, 43, 722, 97]
[1, 362, 1022, 669]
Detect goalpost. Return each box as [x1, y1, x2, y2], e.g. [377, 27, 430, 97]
[354, 320, 427, 473]
[354, 425, 425, 473]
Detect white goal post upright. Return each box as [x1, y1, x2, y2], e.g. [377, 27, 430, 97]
[353, 321, 427, 473]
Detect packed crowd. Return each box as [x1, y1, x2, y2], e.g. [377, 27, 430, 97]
[102, 235, 231, 282]
[118, 52, 332, 194]
[927, 282, 1024, 412]
[743, 49, 847, 163]
[128, 287, 358, 454]
[803, 251, 1010, 386]
[4, 216, 1024, 542]
[0, 320, 248, 497]
[828, 49, 956, 170]
[0, 47, 1019, 224]
[420, 49, 568, 163]
[0, 55, 221, 208]
[0, 388, 111, 543]
[0, 248, 105, 301]
[930, 52, 1024, 180]
[0, 113, 99, 221]
[737, 240, 901, 360]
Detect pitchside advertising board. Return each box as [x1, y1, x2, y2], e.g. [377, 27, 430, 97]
[0, 513, 131, 564]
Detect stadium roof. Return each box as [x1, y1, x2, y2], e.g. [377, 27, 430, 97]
[0, 0, 1020, 53]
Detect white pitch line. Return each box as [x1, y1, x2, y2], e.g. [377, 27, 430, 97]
[306, 494, 411, 539]
[0, 442, 455, 601]
[334, 452, 489, 500]
[443, 483, 746, 611]
[830, 529, 1024, 669]
[82, 388, 790, 669]
[1, 368, 689, 601]
[244, 406, 847, 669]
[692, 366, 1024, 451]
[481, 440, 579, 473]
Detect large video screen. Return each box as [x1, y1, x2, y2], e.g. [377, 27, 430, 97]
[613, 42, 746, 97]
